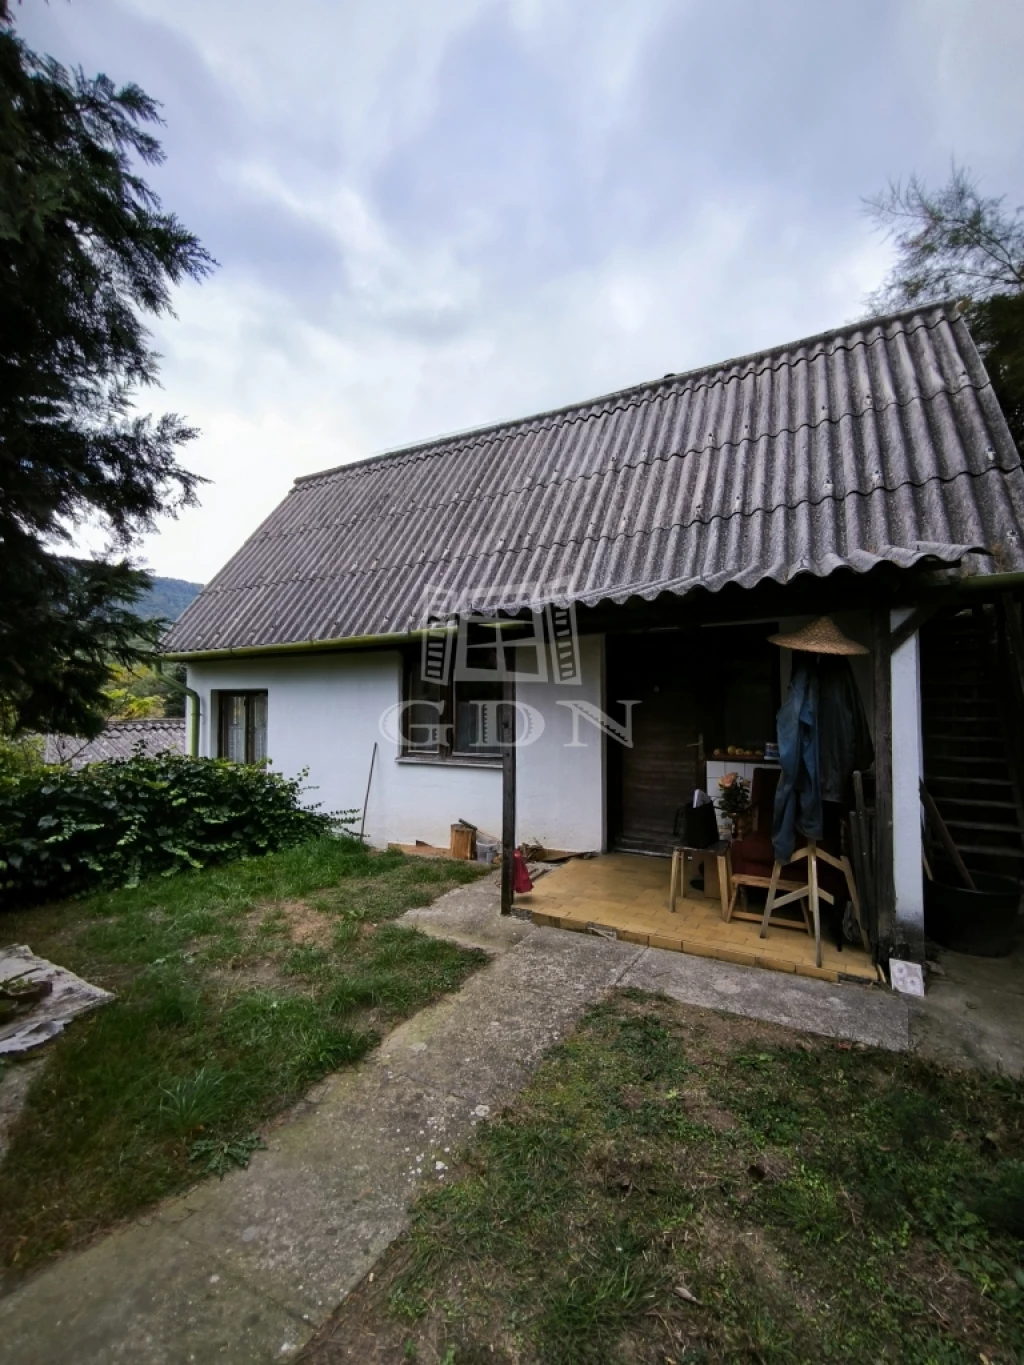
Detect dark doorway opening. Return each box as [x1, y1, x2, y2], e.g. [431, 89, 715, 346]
[605, 624, 780, 855]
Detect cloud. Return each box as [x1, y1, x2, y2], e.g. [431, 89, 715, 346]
[14, 0, 1024, 582]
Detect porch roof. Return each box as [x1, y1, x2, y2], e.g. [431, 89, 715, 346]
[164, 302, 1024, 656]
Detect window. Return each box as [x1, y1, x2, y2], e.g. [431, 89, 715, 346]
[401, 662, 505, 760]
[218, 691, 268, 763]
[402, 619, 534, 761]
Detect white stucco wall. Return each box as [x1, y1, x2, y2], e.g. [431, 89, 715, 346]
[186, 633, 606, 853]
[517, 633, 606, 852]
[890, 607, 925, 958]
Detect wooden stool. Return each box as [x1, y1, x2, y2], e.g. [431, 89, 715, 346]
[669, 842, 729, 913]
[760, 840, 866, 968]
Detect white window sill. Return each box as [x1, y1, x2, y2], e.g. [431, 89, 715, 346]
[396, 754, 502, 770]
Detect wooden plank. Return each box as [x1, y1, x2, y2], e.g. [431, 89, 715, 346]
[450, 823, 476, 860]
[1000, 592, 1024, 699]
[388, 842, 456, 859]
[500, 680, 516, 916]
[920, 780, 976, 889]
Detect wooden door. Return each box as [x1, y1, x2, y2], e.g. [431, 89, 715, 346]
[606, 632, 702, 854]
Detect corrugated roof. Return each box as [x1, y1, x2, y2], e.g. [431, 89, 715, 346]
[164, 302, 1024, 655]
[43, 719, 186, 768]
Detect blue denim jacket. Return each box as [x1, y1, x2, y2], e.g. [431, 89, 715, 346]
[772, 656, 822, 863]
[771, 654, 874, 863]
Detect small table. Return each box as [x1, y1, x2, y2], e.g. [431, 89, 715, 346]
[669, 841, 731, 914]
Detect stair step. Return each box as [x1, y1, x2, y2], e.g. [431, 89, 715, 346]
[925, 755, 1006, 766]
[923, 696, 993, 703]
[924, 775, 1014, 787]
[940, 819, 1023, 834]
[924, 716, 1001, 728]
[925, 734, 1003, 745]
[939, 843, 1024, 858]
[922, 690, 992, 701]
[933, 797, 1019, 809]
[922, 686, 992, 695]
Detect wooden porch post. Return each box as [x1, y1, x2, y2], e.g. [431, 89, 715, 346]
[500, 679, 516, 916]
[873, 608, 895, 957]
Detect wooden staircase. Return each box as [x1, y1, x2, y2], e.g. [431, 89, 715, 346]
[920, 607, 1024, 878]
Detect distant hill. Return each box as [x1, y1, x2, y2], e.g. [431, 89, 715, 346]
[139, 576, 203, 622]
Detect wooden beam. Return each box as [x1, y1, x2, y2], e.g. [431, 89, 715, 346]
[999, 592, 1024, 702]
[920, 779, 976, 890]
[889, 603, 939, 656]
[500, 680, 516, 916]
[873, 608, 895, 956]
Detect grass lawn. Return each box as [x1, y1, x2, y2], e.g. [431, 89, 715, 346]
[304, 990, 1024, 1365]
[0, 837, 489, 1274]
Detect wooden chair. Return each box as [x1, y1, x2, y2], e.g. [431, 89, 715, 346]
[719, 767, 809, 927]
[722, 846, 810, 927]
[760, 840, 867, 968]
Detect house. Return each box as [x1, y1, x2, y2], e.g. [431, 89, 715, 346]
[163, 302, 1024, 967]
[42, 717, 186, 768]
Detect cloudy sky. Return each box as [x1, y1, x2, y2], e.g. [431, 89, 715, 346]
[16, 0, 1024, 583]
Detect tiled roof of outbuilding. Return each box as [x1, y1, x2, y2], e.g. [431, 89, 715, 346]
[43, 718, 186, 768]
[164, 302, 1024, 655]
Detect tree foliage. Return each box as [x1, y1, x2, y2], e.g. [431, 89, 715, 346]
[0, 5, 213, 736]
[103, 659, 187, 720]
[866, 165, 1024, 452]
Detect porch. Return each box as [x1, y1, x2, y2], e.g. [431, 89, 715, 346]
[520, 852, 882, 985]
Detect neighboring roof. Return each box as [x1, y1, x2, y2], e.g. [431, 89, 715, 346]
[164, 302, 1024, 656]
[43, 718, 186, 769]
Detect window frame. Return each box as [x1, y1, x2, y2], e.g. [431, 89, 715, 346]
[399, 650, 511, 766]
[216, 690, 268, 765]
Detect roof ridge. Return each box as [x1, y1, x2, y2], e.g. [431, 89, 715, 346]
[293, 301, 960, 487]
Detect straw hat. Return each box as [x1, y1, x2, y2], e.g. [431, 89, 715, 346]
[768, 616, 869, 656]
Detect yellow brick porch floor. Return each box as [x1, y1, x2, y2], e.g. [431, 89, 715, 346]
[518, 852, 881, 984]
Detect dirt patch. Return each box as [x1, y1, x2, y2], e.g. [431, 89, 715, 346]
[274, 899, 335, 947]
[207, 957, 290, 995]
[681, 1083, 739, 1132]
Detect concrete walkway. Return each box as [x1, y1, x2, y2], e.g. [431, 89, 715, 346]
[911, 936, 1024, 1077]
[0, 879, 909, 1364]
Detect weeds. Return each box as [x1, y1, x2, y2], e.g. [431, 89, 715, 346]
[304, 994, 1024, 1365]
[188, 1132, 265, 1178]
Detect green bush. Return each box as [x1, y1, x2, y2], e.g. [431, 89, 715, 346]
[0, 752, 336, 904]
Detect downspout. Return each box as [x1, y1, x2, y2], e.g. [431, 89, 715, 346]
[185, 687, 201, 758]
[154, 660, 202, 757]
[953, 570, 1024, 593]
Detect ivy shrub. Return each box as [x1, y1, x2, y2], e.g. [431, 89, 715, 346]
[0, 752, 337, 905]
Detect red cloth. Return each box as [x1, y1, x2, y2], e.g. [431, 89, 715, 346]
[513, 850, 534, 893]
[730, 766, 846, 901]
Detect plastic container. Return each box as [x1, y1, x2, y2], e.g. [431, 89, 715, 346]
[476, 839, 498, 865]
[924, 872, 1022, 957]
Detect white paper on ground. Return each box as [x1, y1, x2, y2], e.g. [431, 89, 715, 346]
[889, 959, 926, 997]
[0, 945, 114, 1054]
